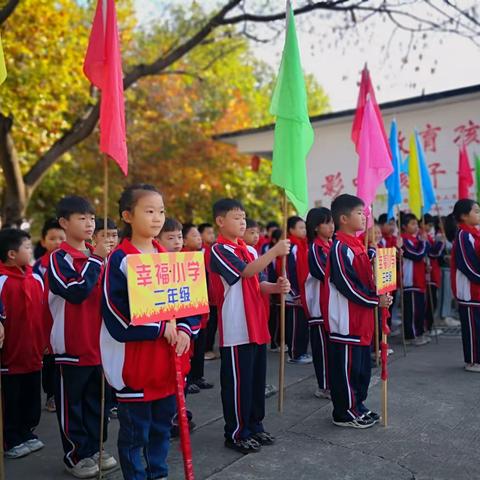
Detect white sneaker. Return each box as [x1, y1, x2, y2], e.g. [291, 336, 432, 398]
[24, 438, 44, 452]
[91, 450, 117, 470]
[426, 328, 444, 337]
[65, 458, 99, 478]
[314, 388, 331, 400]
[4, 443, 31, 459]
[387, 348, 394, 356]
[443, 317, 461, 327]
[412, 336, 429, 346]
[465, 363, 480, 373]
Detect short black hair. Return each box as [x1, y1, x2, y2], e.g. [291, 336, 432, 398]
[198, 223, 213, 234]
[453, 199, 479, 223]
[94, 218, 117, 233]
[41, 218, 63, 239]
[246, 219, 259, 229]
[287, 216, 304, 232]
[401, 213, 418, 227]
[378, 213, 392, 225]
[182, 222, 196, 238]
[212, 198, 244, 220]
[331, 194, 364, 228]
[266, 221, 280, 230]
[161, 218, 183, 234]
[422, 213, 435, 225]
[56, 195, 95, 220]
[306, 207, 332, 242]
[271, 228, 283, 243]
[0, 228, 31, 263]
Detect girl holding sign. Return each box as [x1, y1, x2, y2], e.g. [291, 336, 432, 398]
[450, 199, 480, 373]
[101, 184, 199, 480]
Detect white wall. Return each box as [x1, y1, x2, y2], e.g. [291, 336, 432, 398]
[226, 91, 480, 218]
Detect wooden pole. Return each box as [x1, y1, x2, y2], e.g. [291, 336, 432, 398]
[374, 305, 380, 367]
[396, 206, 407, 356]
[97, 156, 109, 479]
[381, 331, 388, 427]
[278, 193, 288, 413]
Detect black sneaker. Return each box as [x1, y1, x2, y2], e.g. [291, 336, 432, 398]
[186, 383, 201, 394]
[195, 378, 214, 390]
[332, 416, 375, 429]
[364, 411, 381, 423]
[251, 431, 275, 445]
[224, 437, 262, 454]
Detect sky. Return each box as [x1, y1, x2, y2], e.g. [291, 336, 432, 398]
[133, 0, 480, 112]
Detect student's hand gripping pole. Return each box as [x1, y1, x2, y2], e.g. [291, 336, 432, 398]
[170, 318, 195, 480]
[380, 307, 390, 427]
[278, 193, 288, 414]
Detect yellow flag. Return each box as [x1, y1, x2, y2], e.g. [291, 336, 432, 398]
[408, 133, 422, 219]
[0, 34, 6, 85]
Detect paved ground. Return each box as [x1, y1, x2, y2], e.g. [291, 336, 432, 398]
[5, 332, 477, 480]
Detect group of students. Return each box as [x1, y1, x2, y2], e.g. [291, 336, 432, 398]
[0, 183, 479, 479]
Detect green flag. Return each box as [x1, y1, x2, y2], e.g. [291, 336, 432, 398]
[476, 153, 480, 204]
[269, 3, 313, 216]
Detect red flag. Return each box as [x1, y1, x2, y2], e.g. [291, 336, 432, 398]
[351, 66, 391, 159]
[458, 145, 473, 199]
[84, 0, 128, 175]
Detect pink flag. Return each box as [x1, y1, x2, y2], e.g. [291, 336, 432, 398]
[356, 98, 393, 223]
[458, 145, 473, 199]
[351, 67, 391, 159]
[84, 0, 128, 175]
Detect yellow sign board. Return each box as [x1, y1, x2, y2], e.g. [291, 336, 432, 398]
[375, 247, 397, 294]
[126, 252, 209, 326]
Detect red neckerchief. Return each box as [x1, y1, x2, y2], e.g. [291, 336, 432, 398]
[335, 231, 375, 291]
[313, 237, 332, 254]
[59, 241, 95, 258]
[215, 234, 269, 343]
[39, 252, 51, 268]
[118, 237, 166, 254]
[0, 263, 33, 279]
[401, 232, 420, 246]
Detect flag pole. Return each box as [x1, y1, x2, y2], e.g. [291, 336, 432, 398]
[370, 205, 380, 367]
[381, 308, 389, 427]
[97, 155, 109, 480]
[423, 213, 439, 345]
[278, 192, 288, 413]
[170, 316, 195, 480]
[396, 206, 407, 357]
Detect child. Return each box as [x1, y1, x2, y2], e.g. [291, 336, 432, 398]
[93, 217, 119, 252]
[0, 229, 45, 458]
[158, 217, 184, 252]
[267, 228, 283, 351]
[182, 223, 203, 252]
[378, 213, 398, 248]
[182, 223, 214, 393]
[101, 184, 199, 480]
[244, 218, 260, 248]
[305, 207, 334, 400]
[210, 198, 290, 453]
[324, 194, 392, 428]
[401, 213, 431, 346]
[199, 223, 219, 361]
[450, 199, 480, 372]
[422, 213, 446, 336]
[283, 216, 311, 364]
[33, 218, 66, 413]
[33, 218, 66, 277]
[46, 195, 115, 478]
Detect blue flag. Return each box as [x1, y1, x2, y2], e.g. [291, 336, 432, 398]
[385, 120, 403, 220]
[415, 130, 436, 215]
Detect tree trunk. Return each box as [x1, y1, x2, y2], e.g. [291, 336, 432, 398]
[0, 114, 28, 226]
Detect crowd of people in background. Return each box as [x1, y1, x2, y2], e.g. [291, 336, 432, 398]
[0, 183, 476, 480]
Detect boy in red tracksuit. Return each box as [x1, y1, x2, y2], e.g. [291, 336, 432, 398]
[210, 198, 290, 454]
[33, 218, 66, 414]
[45, 196, 116, 478]
[0, 228, 46, 458]
[324, 194, 392, 429]
[401, 213, 431, 346]
[378, 213, 398, 248]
